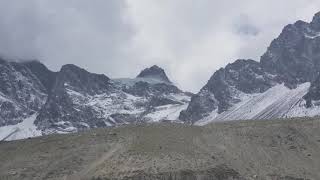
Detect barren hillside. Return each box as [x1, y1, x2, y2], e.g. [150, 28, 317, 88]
[0, 118, 320, 180]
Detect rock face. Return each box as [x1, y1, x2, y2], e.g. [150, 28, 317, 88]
[180, 11, 320, 123]
[0, 62, 191, 138]
[35, 64, 114, 133]
[0, 59, 47, 126]
[260, 18, 320, 87]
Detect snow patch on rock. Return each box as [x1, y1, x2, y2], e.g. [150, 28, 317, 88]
[0, 114, 41, 141]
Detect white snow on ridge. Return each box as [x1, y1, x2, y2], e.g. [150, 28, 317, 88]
[196, 83, 312, 125]
[0, 114, 41, 141]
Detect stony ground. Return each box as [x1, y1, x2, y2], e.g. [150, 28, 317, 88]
[0, 117, 320, 180]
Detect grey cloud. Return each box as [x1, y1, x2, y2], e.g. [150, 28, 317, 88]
[0, 0, 134, 76]
[233, 15, 260, 36]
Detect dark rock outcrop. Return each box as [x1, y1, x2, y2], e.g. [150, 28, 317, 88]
[303, 73, 320, 107]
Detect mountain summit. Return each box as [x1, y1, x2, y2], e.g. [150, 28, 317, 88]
[311, 11, 320, 30]
[180, 11, 320, 124]
[137, 65, 172, 83]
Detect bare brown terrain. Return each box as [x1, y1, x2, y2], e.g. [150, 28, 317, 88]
[1, 117, 320, 180]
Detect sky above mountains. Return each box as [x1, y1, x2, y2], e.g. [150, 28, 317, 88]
[0, 0, 320, 92]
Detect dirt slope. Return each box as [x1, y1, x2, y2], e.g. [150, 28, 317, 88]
[0, 117, 320, 180]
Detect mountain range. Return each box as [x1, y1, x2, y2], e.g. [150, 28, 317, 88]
[0, 61, 191, 140]
[2, 12, 320, 140]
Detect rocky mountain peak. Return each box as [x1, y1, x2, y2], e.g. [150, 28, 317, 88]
[59, 64, 110, 85]
[181, 11, 320, 124]
[57, 64, 111, 95]
[311, 11, 320, 30]
[260, 12, 320, 88]
[137, 65, 171, 83]
[60, 64, 86, 73]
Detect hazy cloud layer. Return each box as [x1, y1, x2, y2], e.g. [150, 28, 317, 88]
[0, 0, 320, 92]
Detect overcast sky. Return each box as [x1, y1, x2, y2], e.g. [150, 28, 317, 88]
[0, 0, 320, 92]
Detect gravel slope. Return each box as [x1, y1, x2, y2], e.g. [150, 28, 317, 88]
[0, 117, 320, 180]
